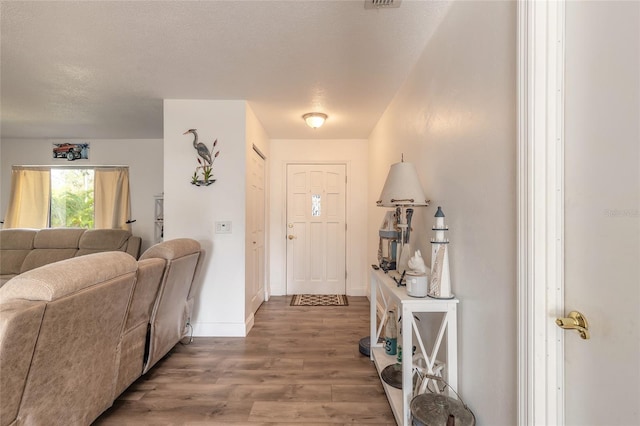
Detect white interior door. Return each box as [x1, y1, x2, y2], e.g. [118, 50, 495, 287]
[519, 2, 639, 423]
[563, 2, 639, 424]
[286, 164, 346, 295]
[247, 148, 266, 314]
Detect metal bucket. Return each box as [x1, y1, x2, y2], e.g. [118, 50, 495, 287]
[410, 376, 475, 426]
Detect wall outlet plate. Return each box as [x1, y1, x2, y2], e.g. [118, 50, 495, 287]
[215, 221, 232, 234]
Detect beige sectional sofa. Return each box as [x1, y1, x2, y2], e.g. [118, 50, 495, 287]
[0, 238, 203, 426]
[0, 228, 142, 286]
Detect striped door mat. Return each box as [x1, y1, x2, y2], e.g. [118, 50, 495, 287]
[290, 294, 349, 306]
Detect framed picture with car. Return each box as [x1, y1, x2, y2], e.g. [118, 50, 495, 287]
[52, 143, 89, 161]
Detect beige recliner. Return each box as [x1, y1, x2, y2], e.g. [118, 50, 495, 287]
[0, 252, 138, 426]
[114, 256, 166, 397]
[139, 238, 203, 373]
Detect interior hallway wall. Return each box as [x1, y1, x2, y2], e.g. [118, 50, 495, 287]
[0, 138, 163, 252]
[164, 99, 269, 336]
[367, 2, 517, 424]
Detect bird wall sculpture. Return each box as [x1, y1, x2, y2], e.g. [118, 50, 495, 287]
[184, 129, 220, 186]
[184, 129, 212, 164]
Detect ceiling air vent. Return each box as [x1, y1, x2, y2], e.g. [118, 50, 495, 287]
[365, 0, 402, 9]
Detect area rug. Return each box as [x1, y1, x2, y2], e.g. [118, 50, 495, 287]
[290, 294, 349, 307]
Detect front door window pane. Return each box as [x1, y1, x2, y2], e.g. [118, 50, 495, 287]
[312, 194, 321, 217]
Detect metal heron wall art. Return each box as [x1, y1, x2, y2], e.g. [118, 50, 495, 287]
[184, 129, 220, 186]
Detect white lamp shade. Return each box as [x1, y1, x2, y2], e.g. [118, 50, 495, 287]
[376, 161, 429, 207]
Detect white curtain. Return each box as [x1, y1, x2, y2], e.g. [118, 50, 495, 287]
[94, 167, 131, 230]
[3, 167, 51, 228]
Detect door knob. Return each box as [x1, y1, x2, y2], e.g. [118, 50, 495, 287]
[288, 235, 295, 240]
[556, 311, 590, 340]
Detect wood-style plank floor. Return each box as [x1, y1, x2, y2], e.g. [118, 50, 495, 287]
[94, 296, 395, 425]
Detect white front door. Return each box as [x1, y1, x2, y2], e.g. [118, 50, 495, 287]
[564, 2, 639, 424]
[286, 164, 346, 295]
[247, 148, 266, 314]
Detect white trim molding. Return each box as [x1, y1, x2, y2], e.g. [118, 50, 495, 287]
[517, 1, 566, 425]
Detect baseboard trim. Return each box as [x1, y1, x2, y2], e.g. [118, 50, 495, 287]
[192, 321, 247, 337]
[245, 313, 255, 335]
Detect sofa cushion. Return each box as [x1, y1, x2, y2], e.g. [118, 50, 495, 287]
[0, 230, 38, 276]
[4, 252, 137, 302]
[33, 228, 85, 249]
[1, 250, 32, 276]
[20, 249, 78, 274]
[0, 275, 16, 287]
[0, 229, 37, 250]
[124, 258, 165, 331]
[77, 229, 131, 254]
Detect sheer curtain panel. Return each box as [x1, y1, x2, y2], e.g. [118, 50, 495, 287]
[4, 167, 51, 228]
[94, 167, 131, 230]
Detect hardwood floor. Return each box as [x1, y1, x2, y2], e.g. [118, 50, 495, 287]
[94, 296, 395, 425]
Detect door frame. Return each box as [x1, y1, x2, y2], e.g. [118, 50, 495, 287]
[517, 1, 565, 424]
[283, 161, 349, 295]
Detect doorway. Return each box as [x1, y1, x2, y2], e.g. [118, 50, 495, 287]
[285, 163, 346, 295]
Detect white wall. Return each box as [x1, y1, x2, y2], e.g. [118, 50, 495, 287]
[164, 99, 268, 337]
[0, 138, 163, 252]
[269, 139, 369, 296]
[367, 2, 516, 424]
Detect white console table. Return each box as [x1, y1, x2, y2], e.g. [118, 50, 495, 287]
[369, 267, 459, 426]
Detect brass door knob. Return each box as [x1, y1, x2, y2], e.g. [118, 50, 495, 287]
[556, 311, 590, 340]
[288, 235, 295, 240]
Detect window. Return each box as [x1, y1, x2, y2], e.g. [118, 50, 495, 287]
[4, 166, 131, 230]
[311, 194, 321, 217]
[50, 169, 95, 228]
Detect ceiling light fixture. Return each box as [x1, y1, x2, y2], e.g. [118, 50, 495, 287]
[303, 112, 328, 129]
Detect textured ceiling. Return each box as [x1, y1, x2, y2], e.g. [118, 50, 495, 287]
[1, 1, 451, 140]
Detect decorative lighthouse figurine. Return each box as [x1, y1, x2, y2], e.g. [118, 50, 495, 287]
[430, 206, 452, 298]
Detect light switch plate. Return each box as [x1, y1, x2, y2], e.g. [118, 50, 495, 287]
[215, 221, 232, 234]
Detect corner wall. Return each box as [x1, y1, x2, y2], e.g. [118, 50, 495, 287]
[367, 2, 517, 424]
[164, 99, 250, 336]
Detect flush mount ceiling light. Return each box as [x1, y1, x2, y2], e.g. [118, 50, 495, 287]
[303, 112, 328, 129]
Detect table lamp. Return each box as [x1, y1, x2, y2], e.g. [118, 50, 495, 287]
[376, 158, 429, 272]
